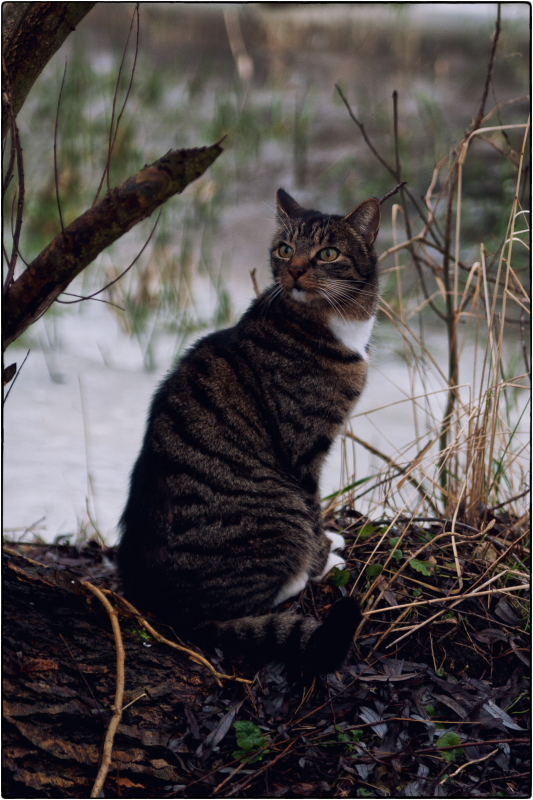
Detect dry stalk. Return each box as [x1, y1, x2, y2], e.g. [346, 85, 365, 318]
[343, 430, 437, 512]
[376, 580, 529, 651]
[365, 581, 528, 618]
[81, 581, 125, 799]
[250, 268, 261, 298]
[108, 591, 252, 685]
[439, 749, 500, 785]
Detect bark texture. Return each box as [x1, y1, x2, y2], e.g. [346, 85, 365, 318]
[2, 2, 96, 139]
[2, 143, 223, 349]
[2, 551, 216, 798]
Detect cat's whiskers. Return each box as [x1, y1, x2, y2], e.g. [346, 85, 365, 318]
[316, 281, 373, 316]
[328, 290, 370, 316]
[259, 283, 284, 318]
[314, 278, 366, 303]
[316, 287, 349, 324]
[325, 288, 378, 311]
[274, 210, 295, 240]
[324, 279, 377, 300]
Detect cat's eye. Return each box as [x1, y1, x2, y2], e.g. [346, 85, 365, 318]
[278, 244, 294, 259]
[319, 247, 339, 262]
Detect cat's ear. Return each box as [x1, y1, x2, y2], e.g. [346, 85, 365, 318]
[343, 198, 380, 245]
[276, 188, 302, 217]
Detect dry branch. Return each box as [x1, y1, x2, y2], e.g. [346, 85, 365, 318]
[2, 143, 223, 349]
[81, 582, 125, 799]
[1, 2, 96, 140]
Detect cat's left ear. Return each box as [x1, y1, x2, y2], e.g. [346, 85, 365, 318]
[276, 188, 303, 217]
[343, 198, 380, 245]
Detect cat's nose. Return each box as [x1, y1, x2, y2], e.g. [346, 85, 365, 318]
[288, 264, 307, 282]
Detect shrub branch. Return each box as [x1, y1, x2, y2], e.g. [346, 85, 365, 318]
[2, 142, 223, 350]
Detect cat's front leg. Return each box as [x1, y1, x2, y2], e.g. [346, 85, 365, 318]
[311, 530, 346, 582]
[324, 530, 345, 552]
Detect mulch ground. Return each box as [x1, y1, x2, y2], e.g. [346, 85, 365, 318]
[3, 508, 530, 798]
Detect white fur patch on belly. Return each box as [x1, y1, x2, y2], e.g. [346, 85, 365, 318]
[328, 315, 375, 360]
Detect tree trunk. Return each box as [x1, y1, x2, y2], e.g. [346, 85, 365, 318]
[2, 551, 217, 798]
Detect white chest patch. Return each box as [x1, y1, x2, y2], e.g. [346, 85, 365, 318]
[328, 315, 375, 360]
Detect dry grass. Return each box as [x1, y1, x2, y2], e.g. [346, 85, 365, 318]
[336, 112, 530, 535]
[331, 19, 530, 662]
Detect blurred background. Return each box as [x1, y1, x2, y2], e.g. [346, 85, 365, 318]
[3, 2, 530, 543]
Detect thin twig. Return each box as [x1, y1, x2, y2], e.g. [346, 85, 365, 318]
[222, 741, 296, 798]
[249, 268, 261, 298]
[3, 109, 24, 292]
[59, 633, 106, 723]
[519, 310, 531, 385]
[473, 4, 502, 130]
[344, 430, 438, 513]
[3, 349, 30, 403]
[122, 692, 147, 711]
[93, 4, 140, 204]
[54, 59, 68, 235]
[81, 581, 125, 799]
[414, 737, 529, 757]
[365, 582, 528, 617]
[2, 117, 16, 196]
[57, 209, 162, 305]
[212, 736, 280, 795]
[439, 749, 499, 785]
[336, 84, 398, 180]
[489, 487, 530, 511]
[377, 232, 423, 262]
[106, 3, 140, 196]
[379, 181, 407, 205]
[109, 591, 252, 685]
[56, 293, 125, 311]
[393, 90, 401, 179]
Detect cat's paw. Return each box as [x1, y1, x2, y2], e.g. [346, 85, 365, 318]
[312, 551, 347, 582]
[324, 530, 345, 552]
[273, 570, 309, 605]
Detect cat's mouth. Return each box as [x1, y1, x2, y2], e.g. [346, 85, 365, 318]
[281, 274, 313, 303]
[290, 286, 311, 304]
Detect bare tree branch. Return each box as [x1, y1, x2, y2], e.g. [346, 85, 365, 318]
[1, 2, 96, 140]
[3, 143, 223, 349]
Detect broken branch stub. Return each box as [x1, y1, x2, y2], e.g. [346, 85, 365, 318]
[2, 143, 223, 350]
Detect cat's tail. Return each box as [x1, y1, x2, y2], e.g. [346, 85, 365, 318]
[196, 597, 361, 674]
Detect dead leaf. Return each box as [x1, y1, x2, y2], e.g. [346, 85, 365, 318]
[20, 659, 59, 673]
[113, 776, 146, 788]
[474, 543, 499, 562]
[494, 598, 519, 626]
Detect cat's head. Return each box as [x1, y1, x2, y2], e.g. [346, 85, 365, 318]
[271, 188, 380, 320]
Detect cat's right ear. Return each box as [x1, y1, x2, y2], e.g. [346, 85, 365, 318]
[343, 198, 380, 246]
[276, 188, 302, 217]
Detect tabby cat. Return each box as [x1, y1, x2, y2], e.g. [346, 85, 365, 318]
[118, 188, 380, 673]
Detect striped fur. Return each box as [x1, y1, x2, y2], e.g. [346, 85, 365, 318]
[118, 189, 380, 672]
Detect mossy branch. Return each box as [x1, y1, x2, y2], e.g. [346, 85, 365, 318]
[2, 143, 223, 350]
